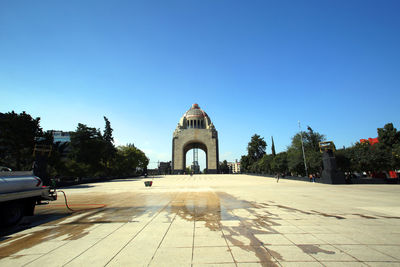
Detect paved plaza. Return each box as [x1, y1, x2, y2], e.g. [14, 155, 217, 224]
[1, 174, 400, 266]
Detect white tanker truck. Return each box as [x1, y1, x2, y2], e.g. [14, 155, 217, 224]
[0, 169, 57, 227]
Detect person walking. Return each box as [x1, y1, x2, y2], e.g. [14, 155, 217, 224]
[276, 173, 280, 183]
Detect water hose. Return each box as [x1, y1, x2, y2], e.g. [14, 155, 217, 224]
[57, 190, 106, 212]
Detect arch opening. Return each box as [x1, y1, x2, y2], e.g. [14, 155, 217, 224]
[185, 146, 207, 174]
[183, 142, 208, 173]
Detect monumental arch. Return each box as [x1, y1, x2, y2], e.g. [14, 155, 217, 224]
[172, 104, 219, 174]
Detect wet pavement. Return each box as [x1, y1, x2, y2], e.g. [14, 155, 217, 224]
[1, 174, 400, 266]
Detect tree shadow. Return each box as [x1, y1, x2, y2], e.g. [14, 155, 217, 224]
[106, 176, 166, 182]
[57, 184, 95, 189]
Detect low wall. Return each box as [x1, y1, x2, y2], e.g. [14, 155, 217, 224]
[244, 173, 395, 184]
[53, 175, 142, 188]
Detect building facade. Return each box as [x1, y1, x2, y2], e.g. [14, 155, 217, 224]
[228, 160, 241, 174]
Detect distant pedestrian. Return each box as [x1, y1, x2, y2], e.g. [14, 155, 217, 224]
[276, 173, 280, 183]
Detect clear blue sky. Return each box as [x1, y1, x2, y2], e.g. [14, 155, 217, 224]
[1, 0, 400, 169]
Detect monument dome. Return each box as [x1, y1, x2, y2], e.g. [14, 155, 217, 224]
[178, 103, 213, 129]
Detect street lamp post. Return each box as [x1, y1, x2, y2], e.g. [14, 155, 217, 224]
[298, 121, 308, 178]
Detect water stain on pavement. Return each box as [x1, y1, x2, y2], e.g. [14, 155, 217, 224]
[261, 202, 349, 219]
[298, 244, 335, 255]
[0, 223, 92, 259]
[1, 190, 339, 265]
[168, 192, 280, 266]
[353, 213, 377, 219]
[170, 191, 222, 230]
[310, 210, 345, 220]
[0, 192, 171, 258]
[378, 215, 400, 219]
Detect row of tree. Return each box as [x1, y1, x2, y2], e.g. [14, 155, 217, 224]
[0, 111, 149, 179]
[240, 123, 400, 177]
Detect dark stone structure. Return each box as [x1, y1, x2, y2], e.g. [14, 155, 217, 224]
[158, 161, 172, 175]
[321, 150, 346, 184]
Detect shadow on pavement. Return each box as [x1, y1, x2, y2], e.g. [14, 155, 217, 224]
[57, 184, 95, 189]
[0, 212, 71, 238]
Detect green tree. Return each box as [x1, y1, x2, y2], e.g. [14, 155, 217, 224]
[102, 116, 116, 171]
[249, 161, 261, 173]
[392, 143, 400, 169]
[247, 134, 267, 162]
[243, 133, 268, 174]
[377, 123, 400, 149]
[349, 141, 391, 173]
[287, 148, 305, 176]
[240, 155, 251, 172]
[271, 152, 288, 174]
[271, 136, 276, 157]
[377, 123, 400, 169]
[0, 111, 43, 170]
[306, 151, 322, 175]
[305, 126, 323, 152]
[335, 148, 352, 172]
[286, 127, 325, 176]
[258, 154, 274, 174]
[47, 138, 70, 177]
[69, 123, 105, 176]
[219, 160, 229, 174]
[114, 145, 149, 176]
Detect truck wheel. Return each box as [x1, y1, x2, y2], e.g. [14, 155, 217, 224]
[0, 202, 24, 227]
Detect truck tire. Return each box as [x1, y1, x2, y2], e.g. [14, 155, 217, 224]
[0, 201, 24, 227]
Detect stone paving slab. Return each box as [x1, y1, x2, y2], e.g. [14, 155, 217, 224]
[0, 174, 400, 266]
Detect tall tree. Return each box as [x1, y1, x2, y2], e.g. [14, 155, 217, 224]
[305, 126, 325, 152]
[377, 123, 400, 169]
[271, 136, 276, 157]
[103, 116, 114, 143]
[247, 134, 267, 162]
[287, 127, 325, 176]
[0, 111, 43, 170]
[102, 116, 116, 170]
[69, 123, 105, 175]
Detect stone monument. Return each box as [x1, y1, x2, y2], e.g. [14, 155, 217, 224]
[320, 141, 346, 184]
[172, 104, 219, 174]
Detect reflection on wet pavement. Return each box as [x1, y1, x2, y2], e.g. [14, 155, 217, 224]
[0, 191, 279, 264]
